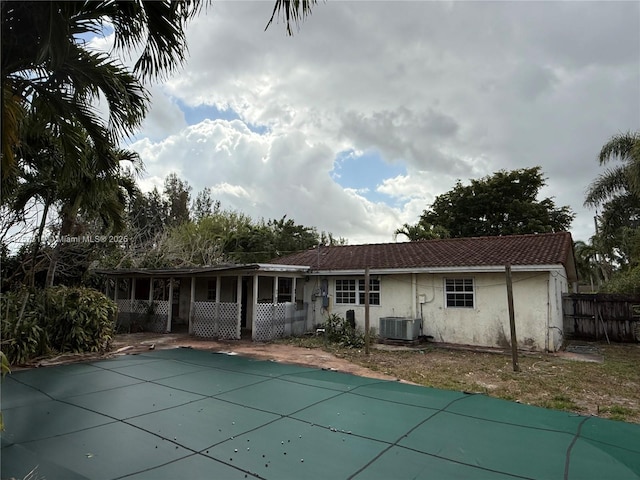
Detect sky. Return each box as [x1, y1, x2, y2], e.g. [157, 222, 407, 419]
[118, 1, 639, 245]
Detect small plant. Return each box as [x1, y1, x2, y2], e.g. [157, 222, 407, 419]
[322, 313, 367, 348]
[599, 404, 635, 422]
[542, 394, 582, 413]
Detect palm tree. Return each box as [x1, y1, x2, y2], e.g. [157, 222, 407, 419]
[1, 1, 207, 189]
[394, 222, 449, 241]
[585, 131, 640, 207]
[573, 239, 603, 291]
[44, 139, 141, 286]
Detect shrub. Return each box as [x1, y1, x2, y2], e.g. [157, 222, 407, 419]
[323, 313, 367, 348]
[44, 286, 117, 353]
[1, 290, 50, 364]
[602, 266, 640, 294]
[1, 287, 117, 365]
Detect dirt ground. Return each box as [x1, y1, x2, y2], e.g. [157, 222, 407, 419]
[107, 332, 404, 382]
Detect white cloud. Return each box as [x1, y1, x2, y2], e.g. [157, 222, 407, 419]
[131, 1, 640, 245]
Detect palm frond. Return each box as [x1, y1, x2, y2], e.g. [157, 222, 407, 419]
[598, 131, 640, 165]
[584, 166, 630, 207]
[266, 0, 318, 35]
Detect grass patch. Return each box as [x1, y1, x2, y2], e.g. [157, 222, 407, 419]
[542, 394, 582, 412]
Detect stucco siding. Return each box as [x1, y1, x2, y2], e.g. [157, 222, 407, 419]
[419, 272, 553, 350]
[303, 268, 568, 351]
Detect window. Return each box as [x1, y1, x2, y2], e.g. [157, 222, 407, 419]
[278, 278, 293, 302]
[336, 278, 380, 305]
[445, 278, 475, 308]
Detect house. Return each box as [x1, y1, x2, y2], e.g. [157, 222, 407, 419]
[96, 263, 310, 341]
[272, 232, 578, 352]
[98, 232, 577, 351]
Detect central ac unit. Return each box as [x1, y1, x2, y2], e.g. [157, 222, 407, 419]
[379, 317, 421, 341]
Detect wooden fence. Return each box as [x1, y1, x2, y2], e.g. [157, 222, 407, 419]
[563, 293, 640, 342]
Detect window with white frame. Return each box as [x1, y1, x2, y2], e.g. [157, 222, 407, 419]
[335, 278, 380, 305]
[445, 278, 475, 308]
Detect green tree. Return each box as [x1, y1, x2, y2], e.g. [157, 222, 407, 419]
[269, 215, 319, 256]
[584, 131, 640, 206]
[1, 1, 207, 191]
[414, 167, 574, 238]
[394, 222, 449, 241]
[584, 131, 640, 274]
[163, 173, 192, 227]
[573, 239, 604, 291]
[192, 187, 221, 222]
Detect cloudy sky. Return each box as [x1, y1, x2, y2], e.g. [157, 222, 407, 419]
[124, 1, 639, 245]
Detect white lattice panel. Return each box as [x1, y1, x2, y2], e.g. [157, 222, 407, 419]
[254, 303, 288, 341]
[131, 300, 152, 315]
[123, 300, 168, 333]
[192, 301, 239, 340]
[218, 302, 239, 340]
[116, 299, 132, 313]
[154, 301, 169, 315]
[192, 302, 218, 338]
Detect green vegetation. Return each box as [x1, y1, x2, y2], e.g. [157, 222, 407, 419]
[396, 167, 574, 240]
[1, 287, 116, 365]
[321, 313, 368, 349]
[579, 131, 640, 293]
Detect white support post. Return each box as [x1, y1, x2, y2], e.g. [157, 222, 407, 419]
[274, 276, 279, 304]
[189, 276, 196, 334]
[292, 277, 297, 304]
[252, 275, 259, 340]
[167, 278, 173, 333]
[149, 277, 154, 303]
[114, 278, 119, 303]
[236, 275, 242, 339]
[130, 277, 136, 302]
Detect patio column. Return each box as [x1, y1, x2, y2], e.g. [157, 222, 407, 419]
[130, 277, 136, 302]
[167, 278, 173, 333]
[149, 277, 154, 303]
[236, 275, 242, 338]
[292, 277, 297, 304]
[189, 276, 196, 334]
[114, 278, 118, 303]
[252, 275, 259, 340]
[273, 275, 279, 304]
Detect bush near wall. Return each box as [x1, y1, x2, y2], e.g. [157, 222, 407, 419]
[1, 287, 117, 365]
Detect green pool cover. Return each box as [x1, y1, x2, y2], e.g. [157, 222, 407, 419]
[2, 347, 639, 479]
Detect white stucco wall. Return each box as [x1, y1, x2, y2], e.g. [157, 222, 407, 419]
[303, 268, 568, 351]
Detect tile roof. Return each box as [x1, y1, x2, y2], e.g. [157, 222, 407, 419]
[272, 232, 576, 273]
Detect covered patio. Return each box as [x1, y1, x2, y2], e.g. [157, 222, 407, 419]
[97, 264, 311, 341]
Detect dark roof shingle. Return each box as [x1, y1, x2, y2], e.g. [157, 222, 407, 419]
[272, 232, 575, 272]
